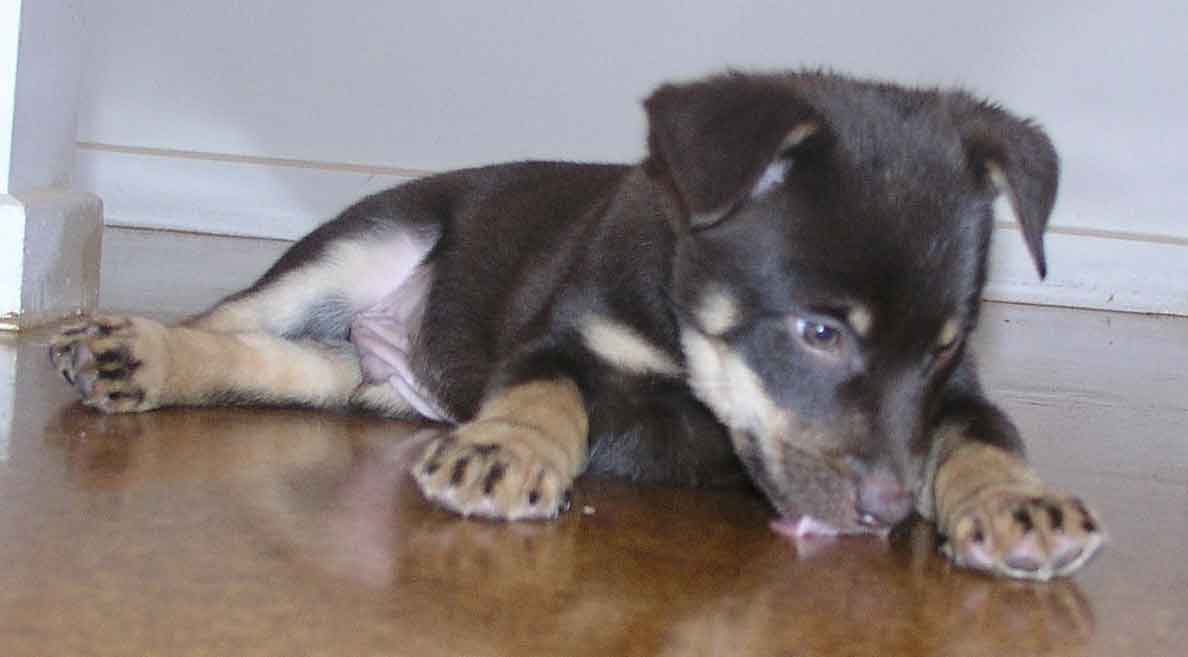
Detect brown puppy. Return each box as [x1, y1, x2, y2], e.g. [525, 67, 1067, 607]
[51, 71, 1104, 580]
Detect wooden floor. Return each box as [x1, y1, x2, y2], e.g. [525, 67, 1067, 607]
[1, 228, 1186, 656]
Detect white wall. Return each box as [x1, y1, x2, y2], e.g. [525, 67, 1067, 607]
[74, 1, 1188, 314]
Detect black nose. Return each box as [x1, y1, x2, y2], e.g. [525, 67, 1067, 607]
[855, 472, 913, 528]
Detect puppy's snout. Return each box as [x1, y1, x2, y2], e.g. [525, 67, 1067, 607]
[854, 470, 913, 528]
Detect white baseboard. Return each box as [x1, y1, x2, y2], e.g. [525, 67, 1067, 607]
[76, 144, 1188, 316]
[986, 224, 1188, 316]
[99, 227, 291, 321]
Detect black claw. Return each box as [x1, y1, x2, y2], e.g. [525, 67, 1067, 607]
[1047, 505, 1065, 531]
[528, 490, 540, 505]
[472, 443, 499, 456]
[422, 437, 454, 472]
[449, 457, 470, 485]
[1073, 500, 1099, 533]
[97, 367, 128, 381]
[106, 390, 145, 403]
[482, 463, 506, 495]
[96, 350, 124, 365]
[1013, 507, 1035, 533]
[62, 369, 75, 384]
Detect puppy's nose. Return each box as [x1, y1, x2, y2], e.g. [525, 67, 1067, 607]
[855, 472, 913, 528]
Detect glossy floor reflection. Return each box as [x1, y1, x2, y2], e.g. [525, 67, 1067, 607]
[2, 299, 1186, 656]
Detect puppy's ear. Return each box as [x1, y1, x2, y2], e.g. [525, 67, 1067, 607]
[644, 74, 821, 229]
[956, 101, 1060, 279]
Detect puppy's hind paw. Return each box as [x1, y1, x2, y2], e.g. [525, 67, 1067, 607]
[49, 315, 168, 413]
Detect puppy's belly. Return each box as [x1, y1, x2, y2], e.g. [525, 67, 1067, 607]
[350, 263, 452, 422]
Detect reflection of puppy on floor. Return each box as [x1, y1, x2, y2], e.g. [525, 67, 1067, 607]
[50, 407, 576, 591]
[49, 405, 399, 585]
[51, 70, 1103, 579]
[660, 523, 1096, 657]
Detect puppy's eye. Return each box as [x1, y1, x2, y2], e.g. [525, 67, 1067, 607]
[795, 319, 843, 352]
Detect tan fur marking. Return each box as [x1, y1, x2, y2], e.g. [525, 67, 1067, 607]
[160, 328, 363, 406]
[933, 442, 1044, 526]
[414, 379, 589, 520]
[681, 330, 790, 469]
[349, 383, 416, 418]
[473, 379, 589, 477]
[847, 306, 873, 337]
[924, 428, 1105, 580]
[696, 288, 740, 336]
[582, 317, 681, 378]
[49, 315, 364, 412]
[937, 318, 961, 349]
[986, 161, 1024, 228]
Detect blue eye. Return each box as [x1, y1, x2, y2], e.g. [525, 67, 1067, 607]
[795, 318, 843, 352]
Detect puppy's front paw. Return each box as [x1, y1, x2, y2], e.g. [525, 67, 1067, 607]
[413, 420, 574, 521]
[942, 489, 1104, 581]
[49, 316, 168, 413]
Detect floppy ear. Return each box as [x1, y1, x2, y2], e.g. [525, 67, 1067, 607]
[643, 74, 822, 229]
[955, 101, 1060, 279]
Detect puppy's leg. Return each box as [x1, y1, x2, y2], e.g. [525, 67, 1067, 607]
[50, 315, 362, 413]
[916, 397, 1105, 580]
[414, 373, 589, 520]
[49, 259, 363, 414]
[51, 217, 439, 414]
[186, 225, 432, 338]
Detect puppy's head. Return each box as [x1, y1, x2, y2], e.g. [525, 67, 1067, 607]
[645, 72, 1058, 533]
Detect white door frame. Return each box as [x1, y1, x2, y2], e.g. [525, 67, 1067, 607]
[1, 0, 102, 330]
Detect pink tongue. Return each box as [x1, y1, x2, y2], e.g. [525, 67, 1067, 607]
[769, 516, 843, 539]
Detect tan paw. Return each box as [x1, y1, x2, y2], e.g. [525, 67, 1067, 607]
[942, 489, 1105, 581]
[413, 420, 574, 521]
[49, 315, 168, 413]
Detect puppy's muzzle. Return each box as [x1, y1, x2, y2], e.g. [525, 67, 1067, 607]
[848, 459, 913, 529]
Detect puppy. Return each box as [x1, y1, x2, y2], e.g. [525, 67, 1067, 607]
[51, 71, 1104, 580]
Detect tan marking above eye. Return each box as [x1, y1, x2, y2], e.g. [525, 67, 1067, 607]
[696, 287, 740, 336]
[938, 319, 962, 349]
[846, 306, 873, 337]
